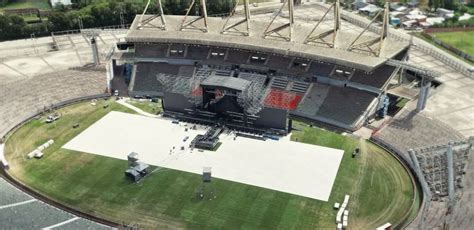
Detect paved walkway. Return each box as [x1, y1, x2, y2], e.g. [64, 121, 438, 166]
[117, 99, 160, 118]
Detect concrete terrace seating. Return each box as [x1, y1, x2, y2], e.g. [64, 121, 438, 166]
[293, 83, 330, 117]
[0, 178, 113, 229]
[0, 178, 32, 206]
[2, 201, 75, 229]
[315, 86, 376, 126]
[132, 62, 182, 94]
[350, 65, 396, 89]
[178, 66, 196, 78]
[373, 107, 465, 162]
[0, 68, 107, 138]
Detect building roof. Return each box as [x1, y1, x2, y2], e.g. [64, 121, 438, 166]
[459, 13, 472, 21]
[125, 13, 409, 71]
[352, 1, 368, 9]
[426, 17, 445, 25]
[360, 4, 382, 13]
[50, 0, 72, 6]
[406, 14, 427, 20]
[201, 75, 251, 92]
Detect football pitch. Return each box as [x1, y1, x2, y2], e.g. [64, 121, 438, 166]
[431, 31, 474, 57]
[4, 100, 419, 229]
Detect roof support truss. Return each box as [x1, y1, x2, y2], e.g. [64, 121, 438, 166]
[221, 0, 251, 36]
[137, 0, 166, 30]
[347, 2, 389, 57]
[180, 0, 209, 32]
[263, 0, 294, 41]
[304, 0, 340, 48]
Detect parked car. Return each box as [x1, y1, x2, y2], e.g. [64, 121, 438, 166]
[45, 113, 61, 123]
[114, 90, 119, 96]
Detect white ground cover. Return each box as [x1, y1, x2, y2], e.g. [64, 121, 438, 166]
[63, 111, 344, 201]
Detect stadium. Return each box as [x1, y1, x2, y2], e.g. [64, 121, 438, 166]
[0, 0, 473, 229]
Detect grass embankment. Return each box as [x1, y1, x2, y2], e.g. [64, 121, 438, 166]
[5, 102, 417, 229]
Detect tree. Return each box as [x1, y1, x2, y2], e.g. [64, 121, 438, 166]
[443, 0, 460, 10]
[0, 0, 10, 7]
[0, 15, 27, 40]
[48, 12, 73, 31]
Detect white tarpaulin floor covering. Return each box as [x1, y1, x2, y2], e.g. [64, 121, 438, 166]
[63, 111, 344, 201]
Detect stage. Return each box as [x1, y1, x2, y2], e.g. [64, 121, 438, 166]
[63, 111, 344, 201]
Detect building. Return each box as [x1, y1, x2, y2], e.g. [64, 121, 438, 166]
[50, 0, 72, 7]
[359, 4, 382, 16]
[437, 8, 455, 19]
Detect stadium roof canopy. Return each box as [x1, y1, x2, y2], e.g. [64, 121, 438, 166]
[125, 14, 409, 71]
[201, 75, 251, 92]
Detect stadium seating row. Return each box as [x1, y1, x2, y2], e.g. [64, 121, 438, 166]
[0, 178, 112, 229]
[132, 44, 395, 90]
[414, 140, 472, 198]
[0, 67, 107, 139]
[373, 107, 465, 156]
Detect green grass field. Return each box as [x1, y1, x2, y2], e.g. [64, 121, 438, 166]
[126, 99, 162, 115]
[431, 31, 474, 58]
[0, 0, 51, 10]
[5, 100, 418, 229]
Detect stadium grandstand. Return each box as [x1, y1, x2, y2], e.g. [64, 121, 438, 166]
[114, 0, 412, 132]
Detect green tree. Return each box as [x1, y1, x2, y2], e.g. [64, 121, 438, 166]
[48, 12, 73, 31]
[0, 15, 27, 40]
[443, 0, 459, 10]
